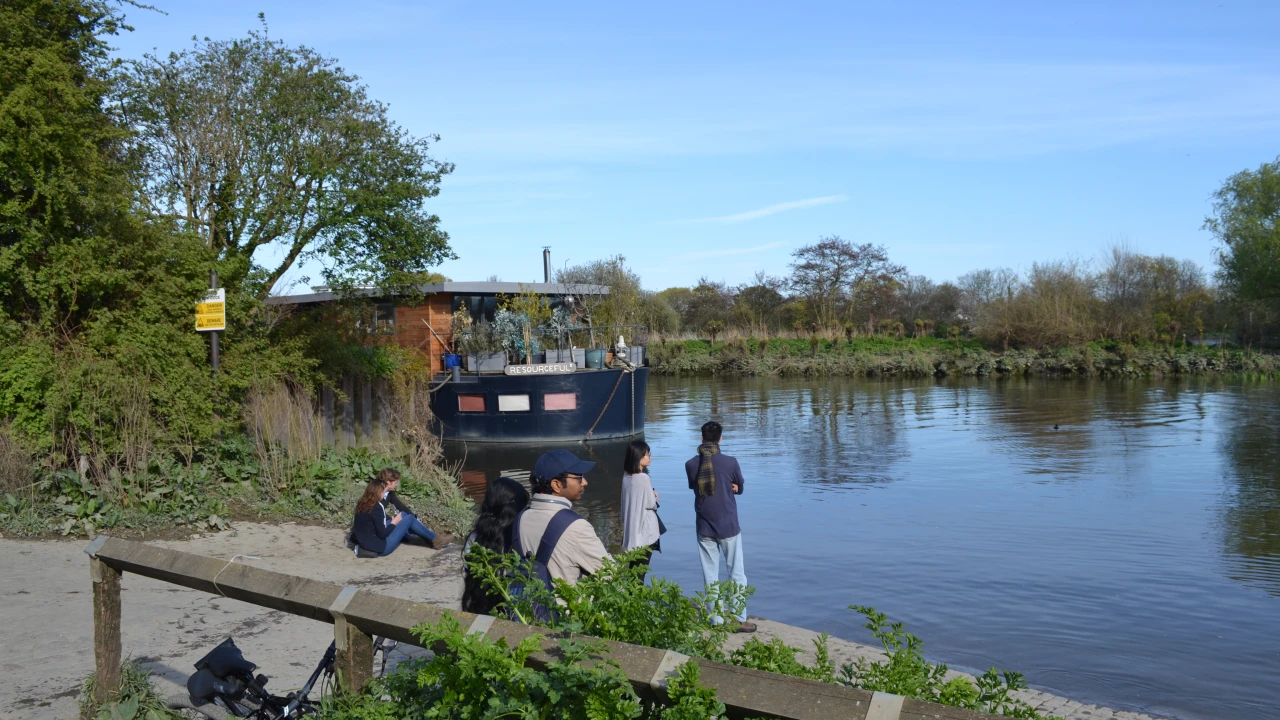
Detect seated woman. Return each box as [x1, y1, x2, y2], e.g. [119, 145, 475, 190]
[461, 476, 530, 614]
[352, 468, 440, 557]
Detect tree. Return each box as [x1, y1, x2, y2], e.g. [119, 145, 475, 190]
[124, 19, 455, 299]
[0, 0, 142, 336]
[555, 255, 642, 345]
[1206, 158, 1280, 305]
[686, 278, 734, 333]
[788, 236, 905, 329]
[733, 272, 787, 330]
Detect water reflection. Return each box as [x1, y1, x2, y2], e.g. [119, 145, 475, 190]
[1218, 384, 1280, 596]
[445, 438, 632, 551]
[445, 377, 1280, 720]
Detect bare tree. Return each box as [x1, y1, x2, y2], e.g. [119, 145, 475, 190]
[789, 236, 905, 329]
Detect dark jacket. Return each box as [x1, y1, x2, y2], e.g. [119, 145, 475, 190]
[353, 503, 393, 555]
[684, 451, 745, 539]
[386, 491, 412, 515]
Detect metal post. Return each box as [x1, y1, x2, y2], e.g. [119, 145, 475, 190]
[209, 269, 220, 376]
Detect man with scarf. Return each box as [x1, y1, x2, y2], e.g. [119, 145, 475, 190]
[684, 421, 755, 633]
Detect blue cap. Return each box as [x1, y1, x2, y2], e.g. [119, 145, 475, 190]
[532, 449, 596, 481]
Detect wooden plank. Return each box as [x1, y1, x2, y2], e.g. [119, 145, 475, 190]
[91, 557, 122, 705]
[900, 698, 999, 720]
[88, 537, 1010, 720]
[93, 537, 343, 622]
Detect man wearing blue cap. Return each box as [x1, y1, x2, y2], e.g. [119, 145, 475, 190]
[514, 449, 610, 586]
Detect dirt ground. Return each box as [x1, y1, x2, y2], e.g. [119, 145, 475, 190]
[1, 524, 1160, 720]
[1, 523, 458, 720]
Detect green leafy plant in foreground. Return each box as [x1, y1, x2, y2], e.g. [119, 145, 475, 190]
[465, 544, 749, 660]
[323, 614, 745, 720]
[461, 545, 1059, 719]
[80, 659, 183, 720]
[844, 605, 1059, 719]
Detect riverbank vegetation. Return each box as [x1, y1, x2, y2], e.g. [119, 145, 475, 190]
[648, 335, 1280, 378]
[645, 232, 1279, 353]
[0, 1, 468, 537]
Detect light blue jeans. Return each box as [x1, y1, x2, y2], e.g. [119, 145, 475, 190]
[381, 514, 437, 556]
[697, 533, 747, 623]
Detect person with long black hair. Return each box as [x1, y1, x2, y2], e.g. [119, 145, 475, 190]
[461, 476, 530, 614]
[621, 439, 662, 577]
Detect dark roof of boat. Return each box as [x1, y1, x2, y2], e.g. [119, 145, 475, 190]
[265, 282, 610, 306]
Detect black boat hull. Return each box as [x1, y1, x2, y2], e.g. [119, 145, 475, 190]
[429, 367, 648, 443]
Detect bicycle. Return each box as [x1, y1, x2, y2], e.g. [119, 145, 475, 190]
[166, 636, 398, 719]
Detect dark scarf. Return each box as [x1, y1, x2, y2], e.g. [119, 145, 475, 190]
[696, 442, 719, 497]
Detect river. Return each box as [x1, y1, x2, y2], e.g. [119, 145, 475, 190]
[444, 376, 1280, 720]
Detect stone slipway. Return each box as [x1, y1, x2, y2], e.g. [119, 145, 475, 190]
[0, 524, 1166, 720]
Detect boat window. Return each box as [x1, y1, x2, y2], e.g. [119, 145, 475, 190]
[458, 395, 486, 412]
[498, 394, 531, 412]
[544, 393, 577, 411]
[451, 294, 498, 323]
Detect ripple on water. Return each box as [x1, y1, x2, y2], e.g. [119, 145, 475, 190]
[448, 377, 1280, 720]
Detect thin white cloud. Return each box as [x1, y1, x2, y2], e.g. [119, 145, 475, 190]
[690, 195, 848, 224]
[673, 241, 789, 261]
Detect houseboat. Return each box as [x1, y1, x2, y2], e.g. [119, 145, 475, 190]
[267, 273, 649, 443]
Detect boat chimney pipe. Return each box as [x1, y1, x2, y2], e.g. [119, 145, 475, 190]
[542, 247, 551, 283]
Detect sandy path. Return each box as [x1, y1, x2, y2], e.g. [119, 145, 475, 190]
[1, 523, 460, 720]
[1, 525, 1161, 720]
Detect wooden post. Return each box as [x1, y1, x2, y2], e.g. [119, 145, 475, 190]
[90, 556, 122, 705]
[340, 375, 355, 447]
[321, 386, 335, 446]
[336, 622, 374, 694]
[330, 586, 373, 694]
[373, 378, 390, 443]
[360, 379, 373, 441]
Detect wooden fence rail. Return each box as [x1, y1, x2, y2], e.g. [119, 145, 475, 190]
[85, 536, 998, 720]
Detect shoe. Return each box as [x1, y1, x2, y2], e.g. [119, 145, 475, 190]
[430, 532, 456, 549]
[733, 621, 757, 634]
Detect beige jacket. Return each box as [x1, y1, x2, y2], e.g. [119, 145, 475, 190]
[515, 494, 609, 585]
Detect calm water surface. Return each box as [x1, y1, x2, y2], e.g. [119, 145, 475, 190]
[445, 377, 1280, 720]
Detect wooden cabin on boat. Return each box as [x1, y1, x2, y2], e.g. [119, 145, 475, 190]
[265, 281, 610, 374]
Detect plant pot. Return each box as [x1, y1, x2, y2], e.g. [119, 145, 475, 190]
[466, 352, 507, 373]
[585, 348, 606, 369]
[547, 349, 585, 367]
[625, 345, 646, 367]
[441, 353, 462, 370]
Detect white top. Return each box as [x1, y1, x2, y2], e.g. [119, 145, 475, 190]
[621, 472, 660, 551]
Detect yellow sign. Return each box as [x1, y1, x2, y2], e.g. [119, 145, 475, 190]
[195, 289, 225, 332]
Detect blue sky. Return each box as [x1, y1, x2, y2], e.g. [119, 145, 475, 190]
[111, 1, 1280, 293]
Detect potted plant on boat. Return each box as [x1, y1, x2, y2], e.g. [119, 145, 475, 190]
[545, 307, 585, 366]
[494, 309, 541, 365]
[459, 319, 506, 373]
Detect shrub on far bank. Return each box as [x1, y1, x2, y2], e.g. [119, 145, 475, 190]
[649, 336, 1279, 379]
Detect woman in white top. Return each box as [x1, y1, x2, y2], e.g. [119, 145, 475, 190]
[621, 440, 662, 577]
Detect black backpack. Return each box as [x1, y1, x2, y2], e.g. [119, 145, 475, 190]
[508, 508, 580, 623]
